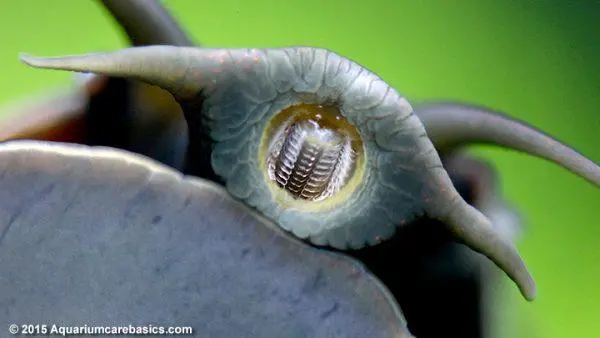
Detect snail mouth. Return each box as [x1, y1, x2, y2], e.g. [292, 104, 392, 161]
[267, 118, 355, 201]
[260, 104, 365, 209]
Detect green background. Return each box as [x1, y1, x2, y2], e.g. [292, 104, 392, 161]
[0, 1, 598, 337]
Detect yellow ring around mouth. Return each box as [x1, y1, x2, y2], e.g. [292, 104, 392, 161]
[258, 103, 366, 212]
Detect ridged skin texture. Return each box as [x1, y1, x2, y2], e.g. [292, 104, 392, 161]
[15, 47, 455, 250]
[200, 47, 451, 249]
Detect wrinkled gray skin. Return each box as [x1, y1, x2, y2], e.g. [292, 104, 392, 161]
[0, 141, 411, 338]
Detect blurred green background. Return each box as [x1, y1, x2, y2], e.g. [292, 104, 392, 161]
[0, 0, 598, 337]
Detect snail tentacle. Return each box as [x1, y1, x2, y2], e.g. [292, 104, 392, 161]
[98, 0, 194, 46]
[415, 101, 600, 187]
[19, 46, 536, 301]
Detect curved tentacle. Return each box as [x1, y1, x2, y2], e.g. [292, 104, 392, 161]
[20, 48, 204, 99]
[414, 101, 600, 187]
[98, 0, 194, 46]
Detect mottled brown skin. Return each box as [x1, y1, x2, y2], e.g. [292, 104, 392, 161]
[0, 99, 87, 143]
[0, 74, 105, 144]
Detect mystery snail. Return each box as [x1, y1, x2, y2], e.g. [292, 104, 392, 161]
[16, 0, 600, 303]
[1, 1, 599, 337]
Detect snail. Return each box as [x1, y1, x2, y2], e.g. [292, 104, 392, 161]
[17, 6, 600, 307]
[1, 1, 599, 337]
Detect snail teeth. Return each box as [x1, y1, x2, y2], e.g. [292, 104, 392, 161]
[265, 105, 359, 202]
